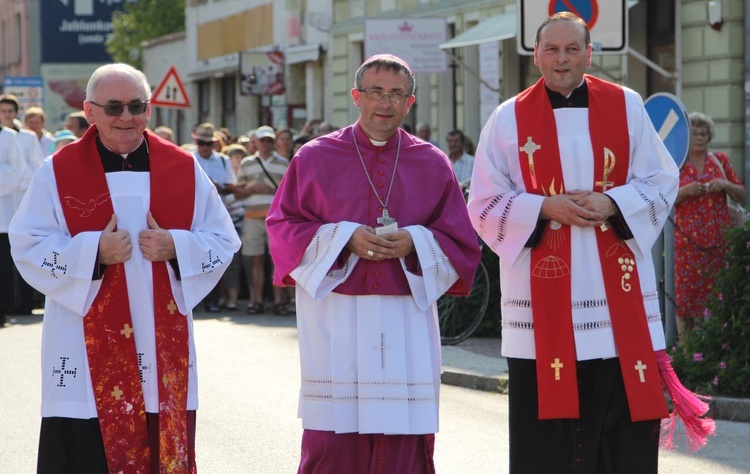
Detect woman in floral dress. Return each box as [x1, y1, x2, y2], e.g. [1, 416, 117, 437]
[674, 112, 746, 341]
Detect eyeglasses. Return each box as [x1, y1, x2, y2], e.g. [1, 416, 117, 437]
[195, 140, 215, 147]
[89, 100, 149, 117]
[357, 88, 409, 105]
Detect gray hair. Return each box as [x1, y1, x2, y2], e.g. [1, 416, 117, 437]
[86, 63, 151, 103]
[688, 112, 715, 142]
[354, 54, 415, 96]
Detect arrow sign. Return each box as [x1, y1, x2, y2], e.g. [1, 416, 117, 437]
[644, 92, 690, 168]
[151, 66, 191, 109]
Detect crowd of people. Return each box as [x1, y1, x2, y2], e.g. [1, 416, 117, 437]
[0, 10, 746, 473]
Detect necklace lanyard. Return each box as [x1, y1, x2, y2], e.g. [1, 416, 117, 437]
[352, 128, 400, 226]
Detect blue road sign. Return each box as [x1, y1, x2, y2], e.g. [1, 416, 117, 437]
[644, 93, 690, 168]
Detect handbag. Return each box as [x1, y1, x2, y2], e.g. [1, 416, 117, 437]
[707, 153, 749, 227]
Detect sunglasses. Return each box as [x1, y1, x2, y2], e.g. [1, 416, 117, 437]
[195, 140, 215, 147]
[89, 100, 149, 117]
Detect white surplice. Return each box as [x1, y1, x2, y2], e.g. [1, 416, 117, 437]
[293, 222, 459, 435]
[468, 86, 679, 361]
[9, 158, 240, 418]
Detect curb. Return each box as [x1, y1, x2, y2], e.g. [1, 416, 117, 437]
[441, 370, 508, 394]
[709, 396, 750, 423]
[440, 371, 750, 424]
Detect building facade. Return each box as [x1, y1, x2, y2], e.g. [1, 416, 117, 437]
[0, 0, 747, 187]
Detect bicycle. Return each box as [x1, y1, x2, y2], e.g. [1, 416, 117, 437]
[437, 252, 491, 345]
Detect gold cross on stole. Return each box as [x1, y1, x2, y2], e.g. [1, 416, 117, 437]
[550, 358, 564, 380]
[111, 385, 124, 400]
[120, 323, 134, 338]
[519, 137, 541, 189]
[634, 360, 647, 383]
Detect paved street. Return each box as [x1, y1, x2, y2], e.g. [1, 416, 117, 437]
[2, 311, 749, 473]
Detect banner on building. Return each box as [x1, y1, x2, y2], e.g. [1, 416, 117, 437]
[2, 77, 44, 115]
[240, 51, 285, 96]
[364, 18, 448, 74]
[41, 0, 126, 63]
[518, 0, 628, 54]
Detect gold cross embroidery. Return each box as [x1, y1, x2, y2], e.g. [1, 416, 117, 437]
[162, 374, 170, 388]
[551, 358, 564, 381]
[519, 137, 541, 189]
[634, 360, 647, 383]
[120, 323, 134, 339]
[111, 385, 124, 400]
[167, 300, 177, 315]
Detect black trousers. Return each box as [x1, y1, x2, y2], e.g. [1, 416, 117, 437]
[37, 412, 197, 474]
[0, 234, 14, 320]
[508, 357, 660, 474]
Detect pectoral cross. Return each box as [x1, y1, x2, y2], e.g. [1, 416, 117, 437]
[634, 360, 647, 383]
[551, 358, 564, 381]
[377, 209, 396, 227]
[519, 136, 541, 189]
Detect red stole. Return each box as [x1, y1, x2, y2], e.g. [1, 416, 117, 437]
[515, 76, 668, 422]
[53, 125, 196, 473]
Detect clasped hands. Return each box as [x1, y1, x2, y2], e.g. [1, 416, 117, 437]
[98, 212, 176, 265]
[540, 190, 616, 228]
[346, 226, 414, 261]
[689, 179, 726, 197]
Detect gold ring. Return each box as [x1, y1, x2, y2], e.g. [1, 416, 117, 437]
[366, 250, 374, 257]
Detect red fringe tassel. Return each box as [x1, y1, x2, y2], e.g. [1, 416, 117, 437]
[656, 350, 716, 452]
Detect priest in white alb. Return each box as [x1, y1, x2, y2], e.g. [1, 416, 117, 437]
[267, 54, 480, 473]
[468, 13, 712, 473]
[9, 63, 240, 473]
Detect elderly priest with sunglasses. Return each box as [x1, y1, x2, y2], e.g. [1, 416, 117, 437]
[267, 54, 481, 473]
[9, 63, 240, 473]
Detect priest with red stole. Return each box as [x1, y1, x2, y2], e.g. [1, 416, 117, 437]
[267, 54, 481, 472]
[468, 12, 714, 473]
[9, 63, 240, 473]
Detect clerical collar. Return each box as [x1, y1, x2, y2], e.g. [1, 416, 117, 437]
[97, 135, 150, 172]
[546, 80, 588, 109]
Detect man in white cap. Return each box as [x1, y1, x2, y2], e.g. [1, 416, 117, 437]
[234, 125, 289, 315]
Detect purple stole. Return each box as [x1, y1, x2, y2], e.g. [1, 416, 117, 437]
[515, 76, 668, 422]
[53, 126, 196, 472]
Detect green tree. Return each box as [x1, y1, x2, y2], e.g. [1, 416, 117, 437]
[106, 0, 186, 69]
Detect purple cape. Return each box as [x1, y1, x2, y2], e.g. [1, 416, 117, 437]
[267, 122, 480, 296]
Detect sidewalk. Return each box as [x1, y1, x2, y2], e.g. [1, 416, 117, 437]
[441, 337, 509, 393]
[441, 336, 750, 423]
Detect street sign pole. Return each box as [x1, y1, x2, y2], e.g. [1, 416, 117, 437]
[644, 92, 690, 347]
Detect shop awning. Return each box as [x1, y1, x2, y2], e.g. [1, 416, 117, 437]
[439, 12, 516, 50]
